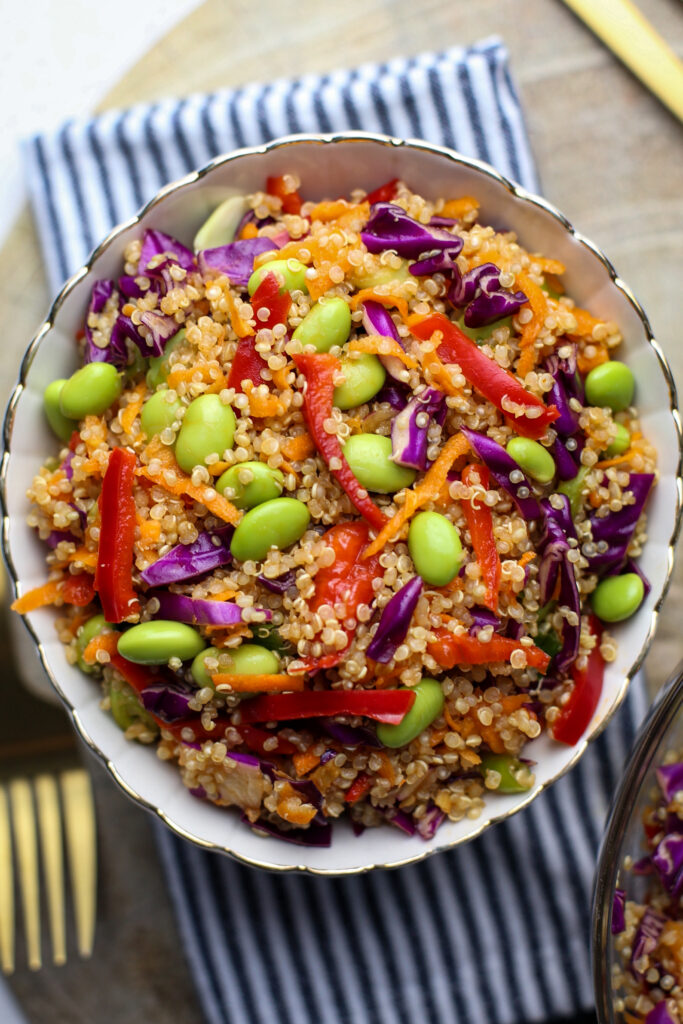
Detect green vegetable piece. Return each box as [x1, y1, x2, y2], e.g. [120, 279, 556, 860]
[175, 394, 236, 473]
[353, 261, 410, 290]
[408, 511, 463, 586]
[558, 466, 590, 518]
[333, 353, 386, 410]
[193, 194, 249, 251]
[506, 437, 556, 484]
[223, 644, 280, 677]
[591, 573, 645, 623]
[230, 497, 310, 563]
[534, 628, 562, 658]
[342, 433, 416, 494]
[291, 297, 351, 353]
[248, 258, 308, 296]
[60, 362, 122, 419]
[457, 314, 514, 344]
[140, 390, 183, 439]
[216, 461, 284, 510]
[480, 753, 534, 793]
[44, 379, 77, 442]
[249, 621, 294, 656]
[75, 613, 112, 674]
[604, 423, 631, 458]
[376, 678, 445, 748]
[117, 621, 205, 665]
[124, 346, 148, 383]
[585, 361, 635, 413]
[109, 681, 158, 734]
[191, 646, 223, 688]
[146, 329, 186, 391]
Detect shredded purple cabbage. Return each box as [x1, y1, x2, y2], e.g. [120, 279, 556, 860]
[385, 808, 417, 835]
[240, 812, 332, 847]
[587, 474, 654, 572]
[651, 833, 683, 899]
[409, 247, 462, 278]
[645, 1001, 678, 1024]
[45, 530, 74, 548]
[361, 299, 407, 380]
[545, 349, 582, 435]
[630, 907, 666, 980]
[139, 229, 195, 272]
[538, 496, 581, 672]
[375, 380, 411, 410]
[257, 570, 297, 594]
[391, 387, 446, 471]
[469, 607, 502, 635]
[462, 428, 542, 520]
[611, 887, 626, 934]
[152, 591, 272, 626]
[656, 762, 683, 802]
[551, 437, 580, 481]
[449, 263, 528, 328]
[366, 577, 423, 664]
[320, 720, 382, 748]
[140, 679, 195, 722]
[141, 527, 234, 587]
[198, 237, 280, 289]
[361, 203, 459, 258]
[83, 280, 129, 368]
[415, 804, 446, 840]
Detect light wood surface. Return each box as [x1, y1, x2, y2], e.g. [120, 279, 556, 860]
[4, 0, 682, 1019]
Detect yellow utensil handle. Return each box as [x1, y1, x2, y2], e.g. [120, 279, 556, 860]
[562, 0, 683, 122]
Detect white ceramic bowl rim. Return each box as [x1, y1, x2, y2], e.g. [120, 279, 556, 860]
[2, 131, 682, 874]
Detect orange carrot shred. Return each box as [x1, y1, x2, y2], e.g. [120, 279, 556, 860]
[82, 630, 118, 666]
[347, 335, 416, 369]
[211, 673, 305, 693]
[67, 547, 98, 569]
[166, 363, 227, 393]
[577, 344, 609, 374]
[82, 415, 108, 456]
[120, 381, 147, 435]
[239, 222, 259, 240]
[348, 288, 409, 320]
[515, 271, 548, 376]
[137, 439, 240, 524]
[224, 288, 254, 338]
[441, 196, 479, 219]
[11, 579, 63, 614]
[292, 749, 322, 776]
[281, 432, 315, 461]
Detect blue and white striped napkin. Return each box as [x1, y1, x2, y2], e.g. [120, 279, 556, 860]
[23, 37, 648, 1024]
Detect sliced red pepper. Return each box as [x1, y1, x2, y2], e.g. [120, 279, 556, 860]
[62, 572, 96, 608]
[344, 772, 372, 804]
[227, 337, 267, 393]
[68, 430, 81, 451]
[551, 617, 604, 745]
[94, 448, 140, 623]
[109, 652, 160, 696]
[460, 464, 501, 614]
[292, 352, 388, 532]
[428, 627, 551, 673]
[266, 174, 303, 216]
[364, 178, 399, 205]
[227, 273, 292, 392]
[411, 314, 559, 440]
[238, 689, 415, 726]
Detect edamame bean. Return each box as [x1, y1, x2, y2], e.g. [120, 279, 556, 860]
[191, 646, 222, 688]
[60, 362, 122, 419]
[175, 394, 236, 473]
[457, 314, 514, 344]
[479, 753, 534, 793]
[506, 437, 556, 484]
[230, 497, 310, 563]
[353, 262, 410, 290]
[558, 466, 589, 518]
[193, 194, 248, 251]
[146, 329, 186, 390]
[408, 511, 462, 586]
[248, 258, 308, 296]
[109, 681, 158, 734]
[604, 423, 630, 457]
[585, 361, 635, 412]
[343, 434, 416, 494]
[291, 297, 351, 353]
[140, 390, 183, 439]
[376, 678, 444, 748]
[216, 461, 284, 509]
[76, 613, 112, 674]
[44, 379, 76, 442]
[124, 346, 148, 383]
[192, 643, 281, 689]
[333, 354, 386, 410]
[117, 621, 205, 664]
[591, 573, 644, 623]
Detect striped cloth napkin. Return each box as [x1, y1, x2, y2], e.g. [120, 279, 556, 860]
[23, 37, 648, 1024]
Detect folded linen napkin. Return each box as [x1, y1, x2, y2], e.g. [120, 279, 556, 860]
[23, 37, 648, 1024]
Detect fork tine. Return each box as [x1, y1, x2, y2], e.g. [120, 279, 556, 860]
[60, 769, 96, 959]
[8, 779, 41, 970]
[0, 786, 14, 974]
[34, 775, 66, 966]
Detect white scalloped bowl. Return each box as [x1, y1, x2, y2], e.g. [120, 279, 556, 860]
[2, 133, 681, 874]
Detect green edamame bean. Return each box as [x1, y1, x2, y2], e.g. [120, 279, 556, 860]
[76, 613, 112, 674]
[291, 297, 351, 353]
[230, 497, 310, 563]
[604, 423, 630, 458]
[140, 390, 183, 439]
[60, 362, 122, 419]
[479, 753, 534, 793]
[408, 511, 462, 586]
[191, 646, 223, 688]
[109, 681, 158, 734]
[506, 437, 556, 484]
[193, 643, 280, 690]
[343, 434, 416, 494]
[585, 360, 635, 412]
[248, 258, 308, 296]
[117, 621, 205, 664]
[376, 678, 444, 748]
[558, 466, 589, 518]
[146, 329, 186, 391]
[175, 394, 236, 473]
[333, 353, 386, 410]
[457, 314, 514, 344]
[124, 346, 148, 383]
[216, 461, 284, 509]
[591, 572, 645, 623]
[44, 379, 77, 442]
[353, 262, 410, 290]
[193, 194, 249, 250]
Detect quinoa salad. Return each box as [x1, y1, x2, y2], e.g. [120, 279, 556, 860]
[13, 174, 657, 846]
[611, 750, 683, 1024]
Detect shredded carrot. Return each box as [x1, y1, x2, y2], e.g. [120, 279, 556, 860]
[211, 673, 305, 693]
[375, 751, 396, 786]
[517, 551, 536, 570]
[275, 784, 319, 825]
[240, 381, 286, 419]
[11, 579, 63, 614]
[278, 459, 299, 481]
[441, 196, 479, 219]
[208, 461, 231, 477]
[577, 344, 609, 374]
[207, 588, 237, 602]
[271, 363, 293, 392]
[120, 381, 147, 435]
[595, 440, 644, 470]
[308, 199, 364, 221]
[203, 624, 251, 644]
[348, 288, 409, 321]
[224, 287, 254, 338]
[515, 271, 548, 376]
[82, 630, 118, 665]
[67, 547, 98, 570]
[569, 306, 603, 338]
[292, 749, 322, 776]
[363, 432, 470, 558]
[239, 221, 259, 240]
[137, 517, 162, 545]
[137, 439, 241, 524]
[347, 335, 416, 369]
[429, 728, 447, 748]
[460, 748, 482, 767]
[467, 248, 504, 270]
[166, 363, 227, 393]
[414, 341, 463, 396]
[588, 491, 603, 508]
[82, 415, 108, 456]
[535, 257, 565, 275]
[68, 611, 91, 636]
[444, 706, 460, 733]
[79, 457, 104, 476]
[260, 237, 313, 267]
[281, 431, 315, 462]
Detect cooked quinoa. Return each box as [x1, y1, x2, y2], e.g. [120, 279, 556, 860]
[14, 174, 658, 845]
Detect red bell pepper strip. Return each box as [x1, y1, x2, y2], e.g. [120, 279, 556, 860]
[62, 572, 96, 608]
[227, 337, 267, 392]
[460, 464, 501, 614]
[292, 352, 388, 532]
[411, 314, 559, 440]
[428, 627, 551, 673]
[237, 689, 416, 726]
[344, 772, 372, 804]
[227, 273, 292, 392]
[551, 617, 604, 746]
[95, 448, 140, 623]
[266, 174, 303, 216]
[364, 178, 399, 205]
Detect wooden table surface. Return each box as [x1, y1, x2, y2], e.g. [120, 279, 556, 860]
[3, 0, 682, 1019]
